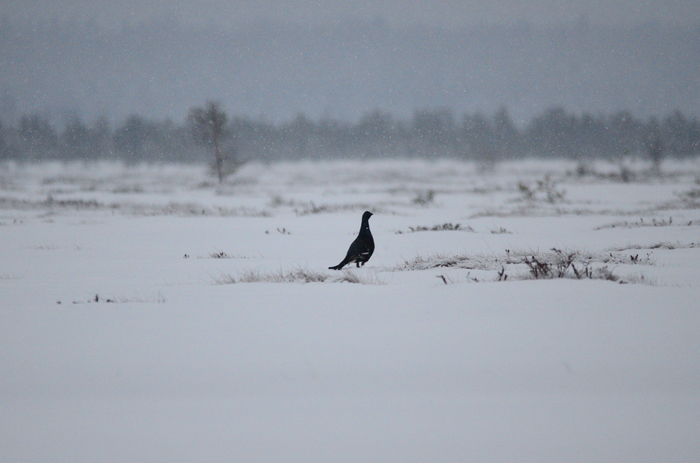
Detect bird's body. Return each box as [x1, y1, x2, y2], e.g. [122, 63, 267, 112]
[329, 211, 374, 270]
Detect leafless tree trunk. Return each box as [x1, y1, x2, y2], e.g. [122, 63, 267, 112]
[188, 101, 228, 183]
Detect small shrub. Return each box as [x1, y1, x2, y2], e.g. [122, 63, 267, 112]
[574, 162, 595, 177]
[518, 175, 566, 203]
[521, 250, 618, 281]
[412, 190, 436, 205]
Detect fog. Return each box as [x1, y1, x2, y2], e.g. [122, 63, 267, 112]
[0, 6, 699, 127]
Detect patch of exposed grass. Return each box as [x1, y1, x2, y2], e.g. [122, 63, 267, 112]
[212, 266, 385, 285]
[45, 196, 103, 209]
[112, 184, 145, 194]
[396, 222, 474, 234]
[386, 247, 656, 284]
[595, 216, 696, 230]
[130, 202, 271, 218]
[202, 250, 253, 259]
[26, 243, 85, 251]
[239, 267, 329, 284]
[294, 201, 378, 216]
[62, 291, 166, 304]
[0, 195, 272, 218]
[608, 241, 699, 252]
[332, 269, 385, 285]
[519, 253, 619, 282]
[0, 196, 109, 211]
[27, 243, 60, 250]
[389, 247, 644, 272]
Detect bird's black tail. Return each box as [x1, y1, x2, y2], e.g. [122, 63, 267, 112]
[328, 260, 347, 270]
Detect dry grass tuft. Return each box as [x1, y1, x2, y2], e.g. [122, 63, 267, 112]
[386, 247, 659, 284]
[62, 291, 166, 304]
[396, 222, 474, 234]
[213, 266, 385, 285]
[294, 201, 377, 216]
[608, 241, 698, 252]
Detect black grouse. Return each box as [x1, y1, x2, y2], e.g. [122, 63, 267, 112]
[329, 211, 375, 270]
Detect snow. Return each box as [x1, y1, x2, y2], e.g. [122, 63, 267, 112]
[1, 159, 700, 462]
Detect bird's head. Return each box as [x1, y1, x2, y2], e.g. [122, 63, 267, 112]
[362, 211, 373, 221]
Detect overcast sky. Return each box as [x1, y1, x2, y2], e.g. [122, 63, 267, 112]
[3, 0, 699, 28]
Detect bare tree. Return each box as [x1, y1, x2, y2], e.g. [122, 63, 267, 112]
[188, 101, 231, 183]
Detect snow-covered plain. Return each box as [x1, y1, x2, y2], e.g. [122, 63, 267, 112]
[1, 158, 700, 462]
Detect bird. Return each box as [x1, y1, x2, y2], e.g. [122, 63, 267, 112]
[329, 211, 374, 270]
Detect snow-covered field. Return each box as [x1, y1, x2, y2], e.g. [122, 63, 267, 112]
[2, 158, 700, 462]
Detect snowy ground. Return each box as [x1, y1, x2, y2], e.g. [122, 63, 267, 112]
[1, 158, 700, 462]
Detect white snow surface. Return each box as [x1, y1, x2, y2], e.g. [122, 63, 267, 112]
[2, 159, 700, 462]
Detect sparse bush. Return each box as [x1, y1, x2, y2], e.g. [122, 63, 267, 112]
[412, 189, 435, 205]
[521, 251, 618, 281]
[518, 174, 566, 203]
[574, 161, 595, 177]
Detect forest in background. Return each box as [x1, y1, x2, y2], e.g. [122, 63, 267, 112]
[3, 18, 699, 168]
[1, 105, 698, 165]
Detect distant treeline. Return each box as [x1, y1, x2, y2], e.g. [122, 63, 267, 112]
[1, 106, 698, 164]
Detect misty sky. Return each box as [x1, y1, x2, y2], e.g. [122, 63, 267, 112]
[4, 0, 699, 28]
[1, 1, 698, 125]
